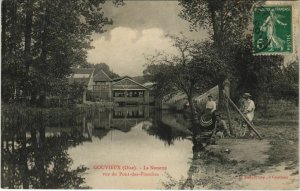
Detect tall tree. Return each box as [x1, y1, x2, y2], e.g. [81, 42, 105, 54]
[179, 0, 256, 49]
[179, 0, 259, 108]
[2, 0, 123, 105]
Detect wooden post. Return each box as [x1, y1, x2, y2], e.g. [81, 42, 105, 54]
[108, 82, 112, 101]
[223, 80, 233, 135]
[223, 93, 263, 139]
[83, 88, 87, 103]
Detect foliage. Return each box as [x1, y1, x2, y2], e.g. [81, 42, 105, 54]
[271, 61, 299, 103]
[179, 0, 257, 49]
[231, 36, 282, 98]
[1, 0, 121, 105]
[85, 62, 119, 79]
[144, 35, 226, 116]
[230, 36, 299, 106]
[178, 0, 298, 105]
[178, 0, 261, 110]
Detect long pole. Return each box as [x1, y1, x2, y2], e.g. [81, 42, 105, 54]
[223, 92, 263, 140]
[223, 79, 233, 135]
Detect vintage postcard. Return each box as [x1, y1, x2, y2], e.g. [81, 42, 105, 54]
[1, 0, 299, 189]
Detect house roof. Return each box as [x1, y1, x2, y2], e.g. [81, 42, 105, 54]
[69, 67, 94, 86]
[112, 77, 148, 90]
[112, 76, 132, 82]
[93, 70, 112, 82]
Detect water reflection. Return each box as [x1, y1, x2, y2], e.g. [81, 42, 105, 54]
[84, 106, 192, 145]
[1, 119, 90, 188]
[143, 110, 193, 145]
[1, 106, 194, 189]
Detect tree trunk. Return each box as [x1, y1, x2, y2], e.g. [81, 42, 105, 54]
[210, 10, 220, 48]
[19, 131, 29, 189]
[24, 0, 34, 103]
[187, 96, 197, 120]
[2, 0, 7, 57]
[24, 0, 33, 73]
[37, 4, 49, 107]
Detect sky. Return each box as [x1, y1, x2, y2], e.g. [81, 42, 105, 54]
[87, 1, 208, 77]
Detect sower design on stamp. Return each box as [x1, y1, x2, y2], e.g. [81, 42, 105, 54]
[253, 6, 293, 54]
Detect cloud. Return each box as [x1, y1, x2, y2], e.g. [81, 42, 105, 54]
[87, 27, 177, 76]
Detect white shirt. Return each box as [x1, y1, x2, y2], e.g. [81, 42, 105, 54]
[244, 99, 255, 121]
[206, 100, 216, 113]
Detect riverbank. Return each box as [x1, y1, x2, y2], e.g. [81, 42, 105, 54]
[185, 109, 299, 189]
[79, 100, 116, 108]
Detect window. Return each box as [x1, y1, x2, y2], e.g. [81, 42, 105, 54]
[114, 91, 125, 97]
[139, 91, 144, 97]
[93, 85, 108, 91]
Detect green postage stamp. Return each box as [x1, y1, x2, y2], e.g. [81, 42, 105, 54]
[253, 6, 293, 54]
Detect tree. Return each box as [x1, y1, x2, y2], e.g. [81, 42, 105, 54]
[144, 35, 226, 118]
[179, 0, 256, 49]
[85, 63, 119, 79]
[2, 0, 123, 105]
[271, 60, 299, 104]
[231, 35, 285, 107]
[178, 0, 260, 109]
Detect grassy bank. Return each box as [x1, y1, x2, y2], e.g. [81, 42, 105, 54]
[163, 102, 299, 189]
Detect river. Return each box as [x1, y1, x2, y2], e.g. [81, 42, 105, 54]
[1, 105, 194, 189]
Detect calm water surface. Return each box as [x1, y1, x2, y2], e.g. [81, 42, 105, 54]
[69, 123, 192, 189]
[1, 106, 194, 189]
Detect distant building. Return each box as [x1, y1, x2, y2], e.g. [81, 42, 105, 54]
[112, 76, 149, 105]
[69, 68, 95, 90]
[69, 68, 150, 105]
[93, 70, 113, 100]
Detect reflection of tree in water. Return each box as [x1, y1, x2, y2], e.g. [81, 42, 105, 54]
[162, 135, 212, 189]
[1, 108, 90, 189]
[144, 122, 187, 145]
[143, 110, 189, 145]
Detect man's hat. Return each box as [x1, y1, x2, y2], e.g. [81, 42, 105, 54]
[208, 95, 212, 98]
[243, 93, 251, 98]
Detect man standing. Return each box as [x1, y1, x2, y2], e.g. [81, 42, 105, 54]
[242, 93, 255, 123]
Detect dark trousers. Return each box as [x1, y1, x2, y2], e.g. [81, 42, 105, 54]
[212, 111, 216, 126]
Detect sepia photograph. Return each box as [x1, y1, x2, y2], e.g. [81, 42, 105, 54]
[1, 0, 299, 189]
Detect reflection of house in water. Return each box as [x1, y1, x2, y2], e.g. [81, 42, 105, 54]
[111, 106, 149, 132]
[84, 106, 150, 137]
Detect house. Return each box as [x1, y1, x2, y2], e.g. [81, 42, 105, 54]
[69, 68, 95, 90]
[92, 70, 113, 101]
[112, 76, 149, 105]
[69, 68, 150, 105]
